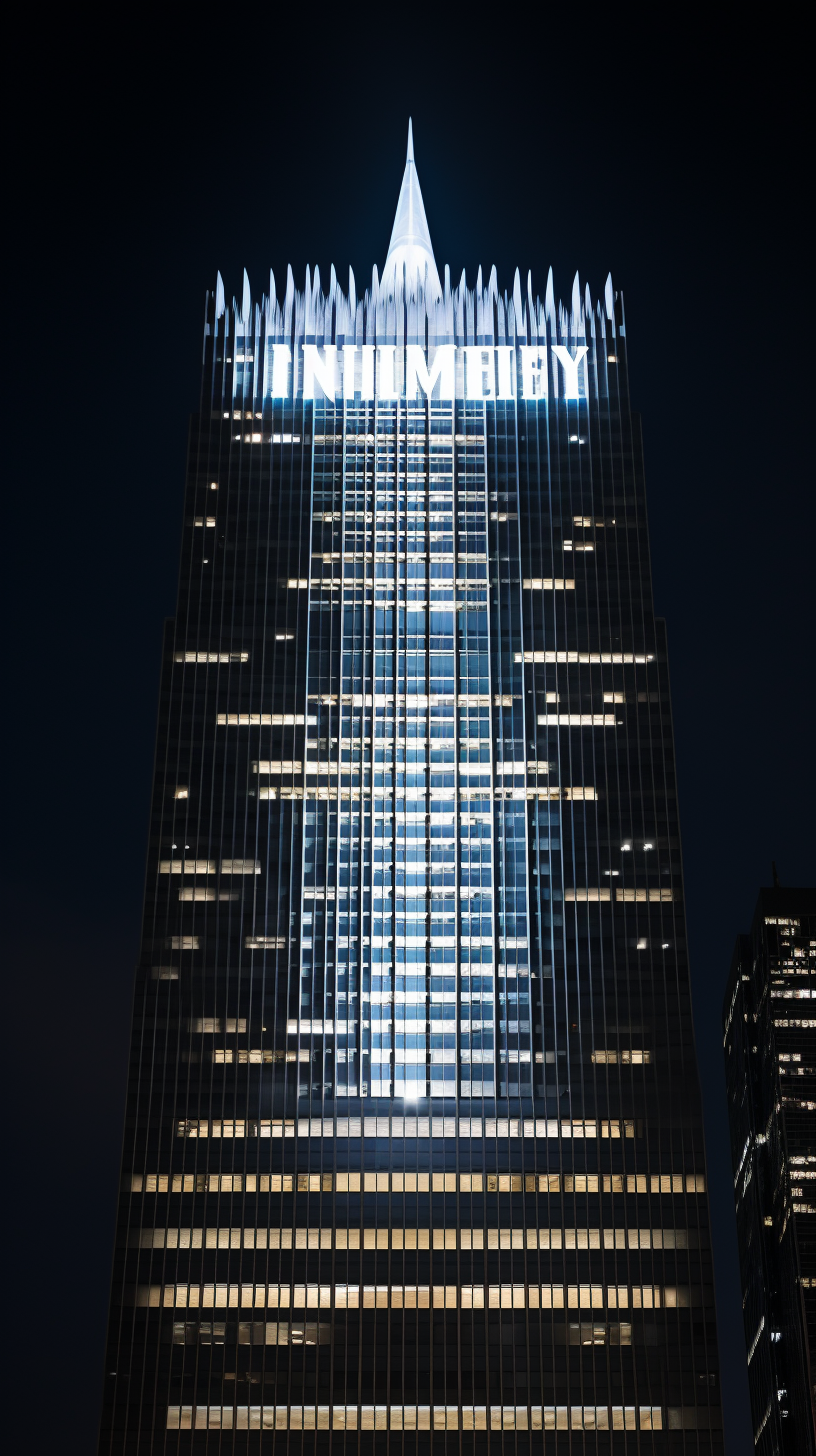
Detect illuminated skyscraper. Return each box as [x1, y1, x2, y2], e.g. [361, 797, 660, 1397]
[723, 886, 816, 1453]
[99, 123, 723, 1450]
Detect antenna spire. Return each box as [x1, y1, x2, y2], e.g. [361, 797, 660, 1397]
[382, 119, 441, 299]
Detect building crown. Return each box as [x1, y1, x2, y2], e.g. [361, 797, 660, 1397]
[382, 119, 442, 301]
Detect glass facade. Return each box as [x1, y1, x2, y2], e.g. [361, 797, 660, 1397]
[723, 888, 816, 1453]
[99, 140, 723, 1450]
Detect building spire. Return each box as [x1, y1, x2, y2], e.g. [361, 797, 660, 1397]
[382, 118, 442, 300]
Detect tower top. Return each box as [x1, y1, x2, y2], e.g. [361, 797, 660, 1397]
[382, 119, 442, 300]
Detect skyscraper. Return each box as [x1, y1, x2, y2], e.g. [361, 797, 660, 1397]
[99, 122, 723, 1450]
[723, 886, 816, 1452]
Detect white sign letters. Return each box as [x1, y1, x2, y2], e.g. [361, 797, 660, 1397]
[266, 344, 589, 402]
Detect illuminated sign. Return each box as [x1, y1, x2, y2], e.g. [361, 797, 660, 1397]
[264, 343, 589, 402]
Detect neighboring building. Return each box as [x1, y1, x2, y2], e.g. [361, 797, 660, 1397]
[723, 887, 816, 1452]
[99, 122, 723, 1450]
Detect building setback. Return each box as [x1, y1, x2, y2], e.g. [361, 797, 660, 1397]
[723, 886, 816, 1453]
[99, 124, 723, 1450]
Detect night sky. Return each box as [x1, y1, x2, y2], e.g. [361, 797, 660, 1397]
[5, 11, 813, 1453]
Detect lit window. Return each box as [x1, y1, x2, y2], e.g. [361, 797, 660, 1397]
[143, 1224, 684, 1254]
[146, 1281, 687, 1315]
[217, 713, 305, 726]
[521, 579, 575, 590]
[214, 1049, 306, 1064]
[221, 859, 261, 875]
[518, 651, 653, 665]
[603, 692, 625, 703]
[538, 714, 618, 728]
[178, 888, 238, 902]
[191, 1017, 247, 1033]
[616, 888, 673, 903]
[174, 787, 188, 799]
[133, 1164, 704, 1198]
[591, 1050, 651, 1065]
[159, 859, 216, 874]
[288, 578, 309, 588]
[173, 651, 249, 664]
[165, 1404, 662, 1433]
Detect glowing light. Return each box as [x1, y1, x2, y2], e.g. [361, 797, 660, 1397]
[552, 344, 588, 399]
[520, 347, 547, 400]
[406, 344, 455, 400]
[270, 343, 291, 396]
[302, 345, 338, 400]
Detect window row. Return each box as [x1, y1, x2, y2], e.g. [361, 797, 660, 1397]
[167, 1403, 666, 1432]
[131, 1171, 707, 1196]
[136, 1281, 702, 1310]
[135, 1224, 694, 1251]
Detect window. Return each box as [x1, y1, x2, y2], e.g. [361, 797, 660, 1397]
[616, 888, 673, 902]
[178, 888, 238, 902]
[217, 713, 305, 726]
[166, 1405, 662, 1432]
[143, 1282, 690, 1313]
[592, 1049, 652, 1065]
[538, 714, 617, 728]
[171, 1320, 329, 1346]
[173, 651, 248, 664]
[137, 1223, 690, 1253]
[519, 651, 653, 665]
[213, 1049, 308, 1064]
[191, 1017, 247, 1033]
[160, 859, 216, 874]
[521, 579, 575, 590]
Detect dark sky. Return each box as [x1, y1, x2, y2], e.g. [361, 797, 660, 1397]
[4, 10, 813, 1454]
